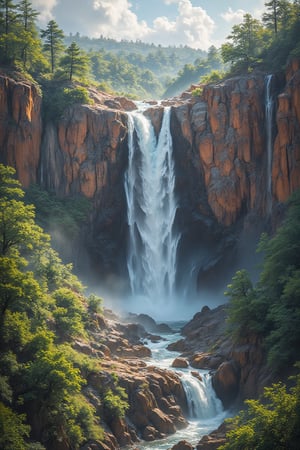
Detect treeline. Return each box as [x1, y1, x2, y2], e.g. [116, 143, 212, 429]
[1, 1, 299, 100]
[0, 164, 129, 449]
[0, 0, 206, 98]
[221, 190, 300, 448]
[220, 0, 300, 74]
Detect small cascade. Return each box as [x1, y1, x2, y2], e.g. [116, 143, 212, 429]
[181, 372, 223, 420]
[265, 74, 274, 215]
[125, 106, 180, 310]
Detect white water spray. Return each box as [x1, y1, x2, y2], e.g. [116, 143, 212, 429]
[181, 372, 223, 420]
[125, 106, 180, 312]
[265, 74, 274, 215]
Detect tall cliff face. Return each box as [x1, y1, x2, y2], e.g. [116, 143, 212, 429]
[40, 104, 130, 278]
[272, 59, 300, 202]
[0, 74, 42, 186]
[0, 62, 299, 289]
[168, 62, 300, 291]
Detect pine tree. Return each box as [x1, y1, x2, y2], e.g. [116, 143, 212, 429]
[0, 0, 18, 63]
[41, 19, 64, 73]
[60, 41, 89, 81]
[17, 0, 41, 69]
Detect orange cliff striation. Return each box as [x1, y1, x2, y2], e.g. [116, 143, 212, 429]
[272, 59, 300, 203]
[0, 75, 42, 187]
[41, 104, 128, 200]
[0, 63, 300, 232]
[172, 61, 300, 227]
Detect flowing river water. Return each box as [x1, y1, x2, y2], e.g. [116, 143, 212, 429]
[134, 325, 227, 449]
[124, 103, 227, 448]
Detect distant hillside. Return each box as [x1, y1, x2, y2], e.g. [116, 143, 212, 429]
[64, 34, 209, 98]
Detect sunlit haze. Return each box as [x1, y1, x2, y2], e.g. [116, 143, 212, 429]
[32, 0, 265, 50]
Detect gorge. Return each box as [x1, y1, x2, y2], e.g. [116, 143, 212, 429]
[1, 61, 300, 314]
[1, 59, 300, 449]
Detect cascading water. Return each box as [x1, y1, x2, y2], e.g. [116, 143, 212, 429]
[265, 74, 274, 215]
[125, 105, 180, 314]
[181, 372, 223, 420]
[140, 328, 226, 449]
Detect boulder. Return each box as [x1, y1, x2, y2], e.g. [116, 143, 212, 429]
[212, 361, 240, 408]
[172, 357, 189, 368]
[171, 440, 194, 450]
[149, 408, 176, 434]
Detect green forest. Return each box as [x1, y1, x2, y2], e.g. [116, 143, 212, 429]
[0, 165, 130, 449]
[1, 0, 300, 449]
[0, 0, 299, 101]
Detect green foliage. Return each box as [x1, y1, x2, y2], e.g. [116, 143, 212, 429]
[60, 41, 90, 81]
[226, 190, 300, 369]
[40, 19, 64, 73]
[163, 46, 224, 98]
[39, 80, 93, 121]
[225, 270, 268, 341]
[200, 69, 225, 85]
[87, 293, 103, 314]
[25, 183, 91, 239]
[220, 369, 300, 449]
[221, 1, 300, 74]
[0, 164, 106, 448]
[221, 13, 267, 73]
[52, 288, 86, 339]
[0, 402, 30, 450]
[103, 386, 128, 422]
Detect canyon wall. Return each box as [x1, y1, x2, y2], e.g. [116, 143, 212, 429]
[0, 61, 300, 286]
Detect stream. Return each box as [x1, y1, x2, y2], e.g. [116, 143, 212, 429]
[133, 323, 227, 450]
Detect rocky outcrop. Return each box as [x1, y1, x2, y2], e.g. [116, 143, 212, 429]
[170, 305, 271, 408]
[1, 61, 300, 288]
[272, 59, 300, 202]
[41, 105, 128, 199]
[171, 61, 300, 229]
[0, 73, 42, 186]
[84, 312, 188, 447]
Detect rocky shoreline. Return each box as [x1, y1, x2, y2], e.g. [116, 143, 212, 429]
[77, 303, 272, 450]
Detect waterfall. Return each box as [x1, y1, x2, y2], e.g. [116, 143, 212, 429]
[125, 105, 180, 311]
[265, 74, 274, 215]
[181, 372, 223, 420]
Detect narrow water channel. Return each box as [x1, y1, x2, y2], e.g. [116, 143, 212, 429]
[134, 325, 227, 449]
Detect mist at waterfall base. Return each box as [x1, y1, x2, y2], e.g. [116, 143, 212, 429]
[92, 102, 260, 322]
[121, 105, 211, 320]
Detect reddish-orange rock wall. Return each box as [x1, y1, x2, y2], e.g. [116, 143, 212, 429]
[272, 60, 300, 202]
[41, 104, 128, 199]
[0, 75, 42, 186]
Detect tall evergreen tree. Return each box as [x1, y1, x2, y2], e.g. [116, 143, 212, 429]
[17, 0, 41, 69]
[263, 0, 293, 35]
[221, 13, 265, 72]
[0, 0, 18, 63]
[60, 41, 89, 81]
[41, 19, 64, 73]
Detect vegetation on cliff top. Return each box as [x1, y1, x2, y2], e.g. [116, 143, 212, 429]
[0, 164, 128, 449]
[1, 0, 299, 101]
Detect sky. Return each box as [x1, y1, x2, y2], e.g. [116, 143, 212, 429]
[31, 0, 266, 51]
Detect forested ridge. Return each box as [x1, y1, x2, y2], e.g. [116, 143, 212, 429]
[0, 0, 299, 101]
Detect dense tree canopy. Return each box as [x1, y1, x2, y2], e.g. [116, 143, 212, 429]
[220, 369, 300, 449]
[226, 190, 300, 369]
[0, 164, 121, 448]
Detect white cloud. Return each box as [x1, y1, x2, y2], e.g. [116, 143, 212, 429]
[221, 7, 246, 24]
[149, 0, 215, 49]
[31, 0, 57, 24]
[32, 0, 215, 50]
